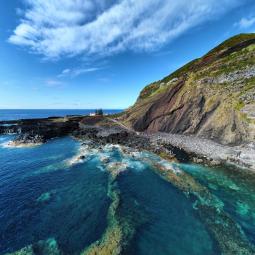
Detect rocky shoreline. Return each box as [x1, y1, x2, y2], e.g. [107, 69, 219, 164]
[148, 133, 255, 171]
[1, 115, 254, 171]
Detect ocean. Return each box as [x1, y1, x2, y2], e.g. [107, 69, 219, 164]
[0, 135, 255, 254]
[0, 109, 123, 121]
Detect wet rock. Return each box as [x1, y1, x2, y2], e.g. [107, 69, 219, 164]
[0, 116, 81, 143]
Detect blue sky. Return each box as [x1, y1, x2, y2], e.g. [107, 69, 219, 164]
[0, 0, 255, 109]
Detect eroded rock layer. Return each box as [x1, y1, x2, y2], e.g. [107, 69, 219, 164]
[121, 34, 255, 145]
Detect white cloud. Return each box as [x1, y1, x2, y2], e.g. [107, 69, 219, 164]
[58, 67, 102, 78]
[45, 79, 64, 87]
[61, 69, 71, 75]
[72, 67, 102, 76]
[9, 0, 243, 59]
[236, 16, 255, 29]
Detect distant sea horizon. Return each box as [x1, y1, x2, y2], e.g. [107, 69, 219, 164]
[0, 109, 123, 121]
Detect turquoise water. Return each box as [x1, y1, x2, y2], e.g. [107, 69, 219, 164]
[179, 163, 255, 246]
[0, 136, 110, 254]
[0, 135, 254, 254]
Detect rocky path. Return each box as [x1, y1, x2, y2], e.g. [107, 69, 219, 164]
[148, 132, 255, 170]
[107, 118, 255, 170]
[107, 118, 134, 132]
[1, 115, 254, 171]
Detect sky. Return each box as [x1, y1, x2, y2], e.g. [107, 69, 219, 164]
[0, 0, 255, 109]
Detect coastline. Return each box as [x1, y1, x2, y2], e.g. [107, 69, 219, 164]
[1, 115, 255, 255]
[148, 133, 255, 171]
[0, 115, 254, 171]
[2, 141, 42, 148]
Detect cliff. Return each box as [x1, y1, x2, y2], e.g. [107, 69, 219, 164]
[121, 33, 255, 145]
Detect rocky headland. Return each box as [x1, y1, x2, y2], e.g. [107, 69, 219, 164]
[0, 116, 82, 147]
[1, 33, 255, 255]
[0, 113, 254, 171]
[1, 33, 255, 171]
[120, 33, 255, 145]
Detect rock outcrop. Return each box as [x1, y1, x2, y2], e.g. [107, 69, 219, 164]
[0, 116, 82, 145]
[120, 33, 255, 145]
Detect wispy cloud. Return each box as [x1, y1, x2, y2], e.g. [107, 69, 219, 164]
[60, 69, 71, 76]
[58, 66, 102, 78]
[235, 16, 255, 29]
[9, 0, 244, 59]
[45, 79, 64, 87]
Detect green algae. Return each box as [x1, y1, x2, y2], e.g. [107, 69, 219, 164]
[236, 202, 250, 217]
[81, 164, 137, 255]
[34, 238, 60, 255]
[4, 246, 34, 255]
[81, 183, 124, 255]
[113, 149, 255, 254]
[4, 238, 61, 255]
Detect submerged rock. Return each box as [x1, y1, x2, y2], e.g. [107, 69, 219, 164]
[4, 238, 61, 255]
[36, 192, 53, 203]
[106, 162, 128, 179]
[81, 176, 132, 255]
[99, 155, 110, 164]
[149, 160, 255, 255]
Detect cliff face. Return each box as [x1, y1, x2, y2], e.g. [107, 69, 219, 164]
[121, 34, 255, 145]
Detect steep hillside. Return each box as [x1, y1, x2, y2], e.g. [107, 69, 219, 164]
[121, 33, 255, 145]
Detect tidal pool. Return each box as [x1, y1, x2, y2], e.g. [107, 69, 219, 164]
[0, 135, 254, 255]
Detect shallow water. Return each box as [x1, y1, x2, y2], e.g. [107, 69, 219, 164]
[0, 135, 254, 255]
[118, 169, 219, 255]
[179, 163, 255, 246]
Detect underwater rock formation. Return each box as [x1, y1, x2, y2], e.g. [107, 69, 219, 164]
[81, 167, 133, 255]
[4, 238, 61, 255]
[149, 161, 255, 255]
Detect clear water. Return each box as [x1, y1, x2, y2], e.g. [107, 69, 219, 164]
[0, 109, 122, 121]
[0, 135, 254, 255]
[179, 163, 255, 246]
[0, 136, 110, 254]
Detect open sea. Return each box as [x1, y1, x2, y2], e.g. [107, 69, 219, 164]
[0, 109, 123, 121]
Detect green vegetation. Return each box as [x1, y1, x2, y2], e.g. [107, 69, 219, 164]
[136, 33, 255, 102]
[138, 82, 160, 99]
[109, 111, 125, 118]
[161, 59, 198, 83]
[235, 101, 245, 111]
[207, 33, 255, 55]
[123, 33, 255, 144]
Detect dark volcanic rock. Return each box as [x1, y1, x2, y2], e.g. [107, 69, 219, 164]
[75, 124, 179, 161]
[0, 116, 82, 145]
